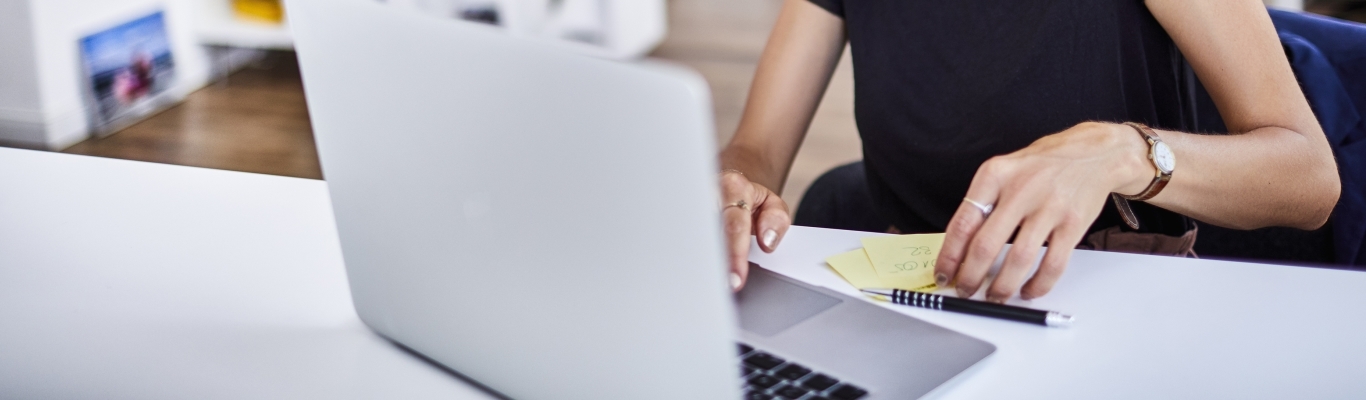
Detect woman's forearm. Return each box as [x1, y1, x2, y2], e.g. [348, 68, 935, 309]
[1144, 126, 1339, 230]
[719, 145, 786, 193]
[720, 0, 846, 194]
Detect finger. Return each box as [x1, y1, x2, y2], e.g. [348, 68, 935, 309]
[723, 205, 753, 291]
[935, 201, 990, 288]
[952, 206, 1021, 299]
[937, 161, 1006, 289]
[720, 173, 757, 291]
[752, 183, 792, 253]
[1021, 223, 1087, 299]
[985, 215, 1054, 303]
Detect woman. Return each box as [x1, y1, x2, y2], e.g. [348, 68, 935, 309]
[719, 0, 1340, 303]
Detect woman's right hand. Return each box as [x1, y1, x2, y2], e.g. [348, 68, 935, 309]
[720, 170, 792, 292]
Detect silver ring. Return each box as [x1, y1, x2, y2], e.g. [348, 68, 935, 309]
[723, 200, 750, 212]
[963, 198, 994, 217]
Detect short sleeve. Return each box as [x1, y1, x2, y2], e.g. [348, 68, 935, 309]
[807, 0, 843, 18]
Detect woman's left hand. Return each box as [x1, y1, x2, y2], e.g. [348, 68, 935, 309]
[933, 122, 1152, 303]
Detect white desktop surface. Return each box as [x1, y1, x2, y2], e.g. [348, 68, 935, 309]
[2, 147, 1365, 399]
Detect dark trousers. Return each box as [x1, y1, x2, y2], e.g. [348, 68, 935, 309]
[793, 162, 889, 233]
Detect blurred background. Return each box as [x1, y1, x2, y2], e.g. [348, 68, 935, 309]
[0, 0, 1359, 220]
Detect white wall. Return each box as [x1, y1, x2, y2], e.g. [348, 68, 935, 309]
[387, 0, 665, 60]
[0, 0, 212, 149]
[0, 0, 45, 147]
[1265, 0, 1305, 10]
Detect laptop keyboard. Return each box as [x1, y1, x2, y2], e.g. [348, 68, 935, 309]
[738, 343, 869, 400]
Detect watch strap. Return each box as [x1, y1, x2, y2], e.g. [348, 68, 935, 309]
[1111, 193, 1141, 230]
[1118, 122, 1171, 202]
[1124, 174, 1170, 201]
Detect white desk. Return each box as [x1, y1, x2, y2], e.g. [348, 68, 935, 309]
[0, 148, 483, 399]
[2, 147, 1365, 399]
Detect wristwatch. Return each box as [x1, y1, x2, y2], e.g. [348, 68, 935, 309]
[1111, 122, 1175, 230]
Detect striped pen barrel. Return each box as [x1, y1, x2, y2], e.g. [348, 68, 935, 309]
[861, 289, 1075, 328]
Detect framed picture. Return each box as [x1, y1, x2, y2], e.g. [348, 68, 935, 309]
[79, 11, 179, 135]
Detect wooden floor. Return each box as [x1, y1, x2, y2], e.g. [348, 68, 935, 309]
[57, 0, 859, 209]
[64, 53, 323, 179]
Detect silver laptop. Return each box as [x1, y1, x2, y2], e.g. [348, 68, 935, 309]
[287, 0, 995, 398]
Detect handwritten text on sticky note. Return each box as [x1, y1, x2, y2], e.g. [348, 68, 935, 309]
[826, 248, 937, 292]
[860, 233, 946, 290]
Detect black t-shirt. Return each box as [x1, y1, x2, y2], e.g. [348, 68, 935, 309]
[807, 0, 1195, 235]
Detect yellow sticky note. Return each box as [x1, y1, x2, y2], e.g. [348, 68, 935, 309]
[825, 249, 882, 289]
[826, 248, 938, 292]
[860, 233, 945, 290]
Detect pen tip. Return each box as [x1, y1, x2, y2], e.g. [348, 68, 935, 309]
[858, 289, 891, 301]
[1045, 312, 1075, 328]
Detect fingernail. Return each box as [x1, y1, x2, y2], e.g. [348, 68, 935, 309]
[986, 295, 1005, 304]
[761, 229, 777, 248]
[956, 286, 973, 298]
[730, 272, 742, 290]
[935, 273, 949, 287]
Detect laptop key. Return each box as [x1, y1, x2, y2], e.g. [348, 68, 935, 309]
[743, 352, 786, 370]
[774, 363, 811, 381]
[748, 374, 782, 390]
[828, 384, 869, 400]
[738, 343, 755, 355]
[745, 391, 775, 400]
[741, 366, 756, 377]
[773, 384, 810, 399]
[800, 374, 840, 391]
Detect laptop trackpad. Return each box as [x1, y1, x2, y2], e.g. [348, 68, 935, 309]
[735, 266, 841, 337]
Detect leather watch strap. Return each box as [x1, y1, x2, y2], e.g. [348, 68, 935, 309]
[1111, 122, 1172, 230]
[1126, 173, 1170, 202]
[1119, 122, 1171, 202]
[1120, 121, 1174, 200]
[1112, 194, 1141, 230]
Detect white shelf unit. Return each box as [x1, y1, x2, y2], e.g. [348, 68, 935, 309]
[193, 0, 293, 50]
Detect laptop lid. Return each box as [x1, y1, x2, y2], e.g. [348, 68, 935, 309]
[287, 0, 739, 398]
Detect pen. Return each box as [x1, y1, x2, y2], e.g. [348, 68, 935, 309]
[860, 288, 1075, 328]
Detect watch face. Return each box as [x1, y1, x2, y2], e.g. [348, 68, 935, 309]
[1153, 141, 1175, 174]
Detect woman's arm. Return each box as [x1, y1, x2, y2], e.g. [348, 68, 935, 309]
[1143, 0, 1339, 229]
[934, 0, 1341, 303]
[722, 0, 847, 191]
[719, 0, 846, 290]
